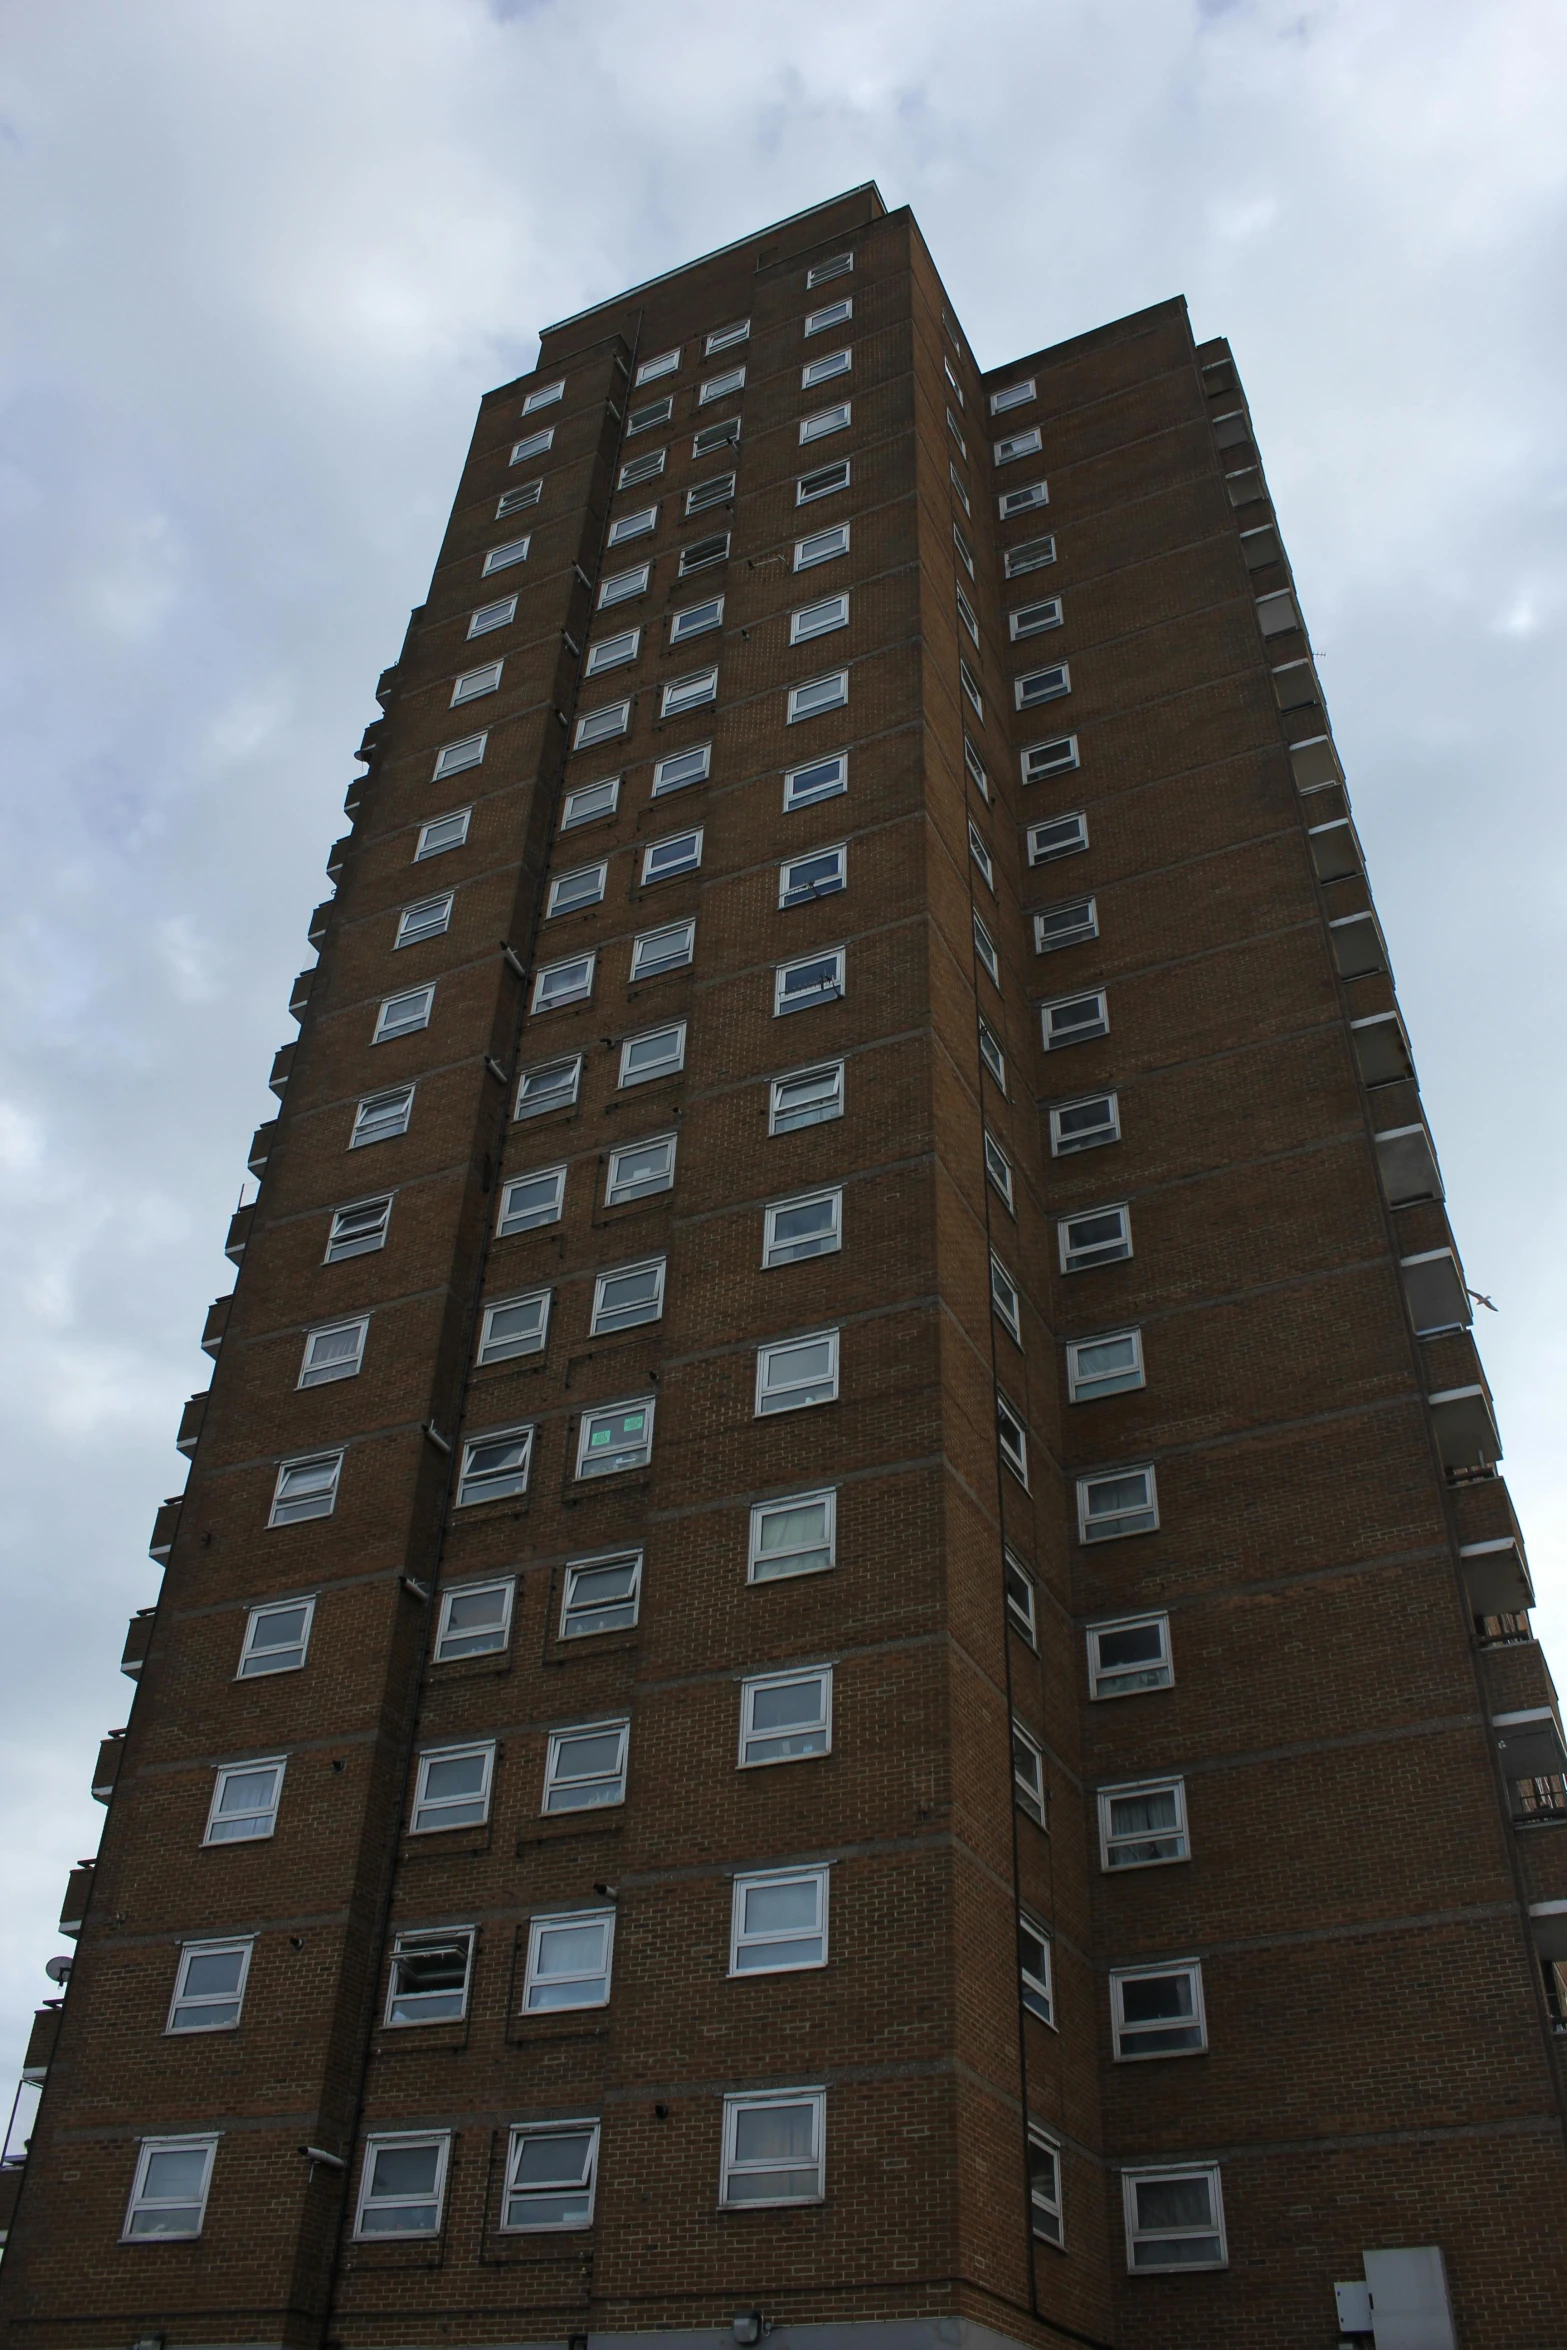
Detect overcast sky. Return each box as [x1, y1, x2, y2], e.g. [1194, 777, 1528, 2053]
[1, 0, 1564, 2109]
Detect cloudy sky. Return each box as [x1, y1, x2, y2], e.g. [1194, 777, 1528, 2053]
[1, 0, 1564, 2105]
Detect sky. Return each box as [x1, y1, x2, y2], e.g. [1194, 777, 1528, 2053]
[0, 0, 1564, 2110]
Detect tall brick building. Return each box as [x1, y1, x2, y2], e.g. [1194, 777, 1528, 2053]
[3, 182, 1564, 2350]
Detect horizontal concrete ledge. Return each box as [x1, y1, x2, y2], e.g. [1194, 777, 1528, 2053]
[332, 2326, 1046, 2350]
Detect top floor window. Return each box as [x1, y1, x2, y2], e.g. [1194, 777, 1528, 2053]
[804, 297, 852, 336]
[705, 318, 750, 354]
[522, 379, 564, 414]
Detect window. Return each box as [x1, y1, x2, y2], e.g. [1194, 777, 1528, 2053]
[606, 1131, 676, 1203]
[749, 1488, 836, 1582]
[997, 1393, 1029, 1485]
[692, 415, 741, 456]
[706, 317, 750, 354]
[1067, 1328, 1144, 1402]
[964, 738, 991, 803]
[1077, 1464, 1158, 1542]
[807, 251, 853, 286]
[502, 2121, 599, 2232]
[355, 2134, 449, 2239]
[1041, 991, 1109, 1049]
[636, 346, 680, 384]
[433, 732, 486, 780]
[795, 522, 850, 570]
[575, 1398, 654, 1477]
[680, 531, 730, 575]
[590, 1257, 665, 1334]
[411, 1741, 495, 1833]
[1028, 818, 1087, 874]
[269, 1452, 342, 1526]
[396, 892, 453, 946]
[619, 1023, 685, 1085]
[995, 425, 1043, 465]
[799, 401, 851, 445]
[973, 912, 1000, 986]
[561, 1550, 642, 1637]
[237, 1597, 314, 1677]
[1016, 664, 1071, 709]
[732, 1867, 829, 1973]
[416, 808, 471, 859]
[959, 659, 983, 719]
[523, 1909, 615, 2011]
[740, 1666, 832, 1765]
[699, 365, 747, 405]
[774, 946, 845, 1013]
[787, 670, 849, 724]
[574, 700, 631, 748]
[531, 952, 594, 1012]
[204, 1758, 285, 1844]
[600, 561, 651, 605]
[802, 347, 851, 388]
[983, 1132, 1015, 1211]
[630, 918, 695, 980]
[510, 427, 554, 463]
[515, 1055, 582, 1118]
[779, 843, 846, 905]
[783, 751, 847, 811]
[451, 659, 502, 705]
[990, 1253, 1021, 1342]
[607, 506, 657, 545]
[1021, 729, 1080, 780]
[686, 473, 735, 515]
[1028, 2128, 1064, 2246]
[548, 863, 607, 918]
[755, 1328, 839, 1414]
[123, 2137, 217, 2240]
[763, 1188, 841, 1264]
[790, 593, 850, 647]
[1059, 1203, 1132, 1272]
[585, 627, 639, 676]
[468, 594, 517, 639]
[804, 296, 852, 336]
[991, 378, 1036, 415]
[797, 458, 851, 504]
[1035, 897, 1098, 952]
[495, 482, 540, 518]
[1004, 1551, 1037, 1644]
[968, 821, 995, 890]
[434, 1578, 514, 1661]
[1010, 598, 1063, 643]
[562, 776, 619, 828]
[1100, 1778, 1188, 1868]
[953, 521, 974, 577]
[1089, 1613, 1172, 1699]
[947, 408, 967, 454]
[618, 449, 665, 488]
[770, 1059, 843, 1132]
[477, 1289, 551, 1364]
[1111, 1961, 1206, 2059]
[455, 1424, 534, 1505]
[956, 584, 979, 645]
[721, 2089, 825, 2206]
[627, 396, 673, 435]
[325, 1195, 392, 1263]
[522, 379, 564, 414]
[1122, 2166, 1226, 2271]
[949, 462, 971, 515]
[374, 985, 433, 1042]
[670, 598, 724, 645]
[641, 829, 703, 887]
[999, 479, 1049, 518]
[1050, 1091, 1119, 1155]
[653, 741, 711, 794]
[386, 1928, 474, 2025]
[661, 668, 718, 718]
[544, 1717, 630, 1810]
[1011, 1721, 1044, 1822]
[944, 354, 964, 405]
[168, 1939, 252, 2032]
[1005, 534, 1057, 578]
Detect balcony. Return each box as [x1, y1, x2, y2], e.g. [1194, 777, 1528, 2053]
[1289, 733, 1342, 792]
[1350, 1009, 1413, 1087]
[22, 2004, 60, 2086]
[269, 1042, 295, 1097]
[59, 1861, 94, 1937]
[1224, 464, 1266, 508]
[1400, 1249, 1471, 1336]
[225, 1201, 255, 1263]
[1272, 656, 1323, 712]
[92, 1730, 126, 1803]
[375, 665, 399, 708]
[1328, 908, 1390, 979]
[288, 968, 315, 1021]
[326, 834, 352, 878]
[357, 718, 384, 761]
[148, 1494, 183, 1561]
[1494, 1711, 1567, 1782]
[1375, 1122, 1444, 1206]
[0, 2160, 22, 2241]
[1461, 1535, 1534, 1621]
[308, 898, 334, 946]
[1255, 587, 1301, 637]
[1239, 522, 1280, 569]
[120, 1607, 156, 1678]
[1428, 1382, 1502, 1474]
[1307, 814, 1364, 882]
[201, 1293, 233, 1355]
[247, 1121, 277, 1177]
[176, 1392, 209, 1458]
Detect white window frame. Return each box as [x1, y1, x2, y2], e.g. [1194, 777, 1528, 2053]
[523, 1907, 616, 2012]
[789, 593, 850, 646]
[794, 522, 850, 571]
[1058, 1203, 1132, 1272]
[373, 984, 433, 1043]
[1034, 896, 1098, 953]
[606, 506, 657, 546]
[626, 395, 673, 436]
[698, 363, 746, 406]
[799, 400, 851, 444]
[484, 529, 533, 569]
[123, 2135, 218, 2241]
[804, 296, 852, 336]
[575, 1397, 655, 1478]
[1015, 664, 1071, 710]
[543, 1717, 630, 1811]
[1028, 812, 1088, 867]
[1011, 1721, 1045, 1823]
[433, 731, 486, 780]
[574, 699, 631, 749]
[618, 1022, 686, 1086]
[774, 946, 845, 1015]
[522, 379, 564, 414]
[1010, 597, 1063, 642]
[410, 1740, 495, 1835]
[560, 1548, 643, 1639]
[496, 474, 541, 514]
[748, 1487, 837, 1583]
[547, 863, 608, 919]
[1041, 990, 1109, 1050]
[1089, 1612, 1173, 1700]
[354, 2132, 451, 2240]
[964, 737, 990, 800]
[501, 2119, 600, 2233]
[955, 583, 979, 645]
[755, 1327, 840, 1415]
[396, 892, 454, 946]
[1098, 1776, 1190, 1870]
[636, 346, 680, 384]
[973, 911, 1000, 987]
[953, 521, 974, 576]
[782, 750, 847, 810]
[779, 842, 846, 906]
[531, 953, 595, 1014]
[730, 1867, 830, 1975]
[670, 596, 724, 643]
[630, 918, 695, 980]
[1121, 2164, 1227, 2272]
[1110, 1959, 1207, 2060]
[1028, 2126, 1064, 2246]
[959, 659, 983, 720]
[600, 561, 651, 607]
[1077, 1463, 1158, 1542]
[451, 658, 502, 706]
[967, 821, 995, 890]
[605, 1131, 677, 1204]
[1066, 1327, 1145, 1403]
[515, 1055, 582, 1119]
[510, 426, 554, 463]
[1004, 1551, 1037, 1645]
[685, 473, 735, 515]
[584, 627, 639, 677]
[762, 1187, 842, 1266]
[983, 1132, 1015, 1211]
[999, 479, 1050, 518]
[947, 407, 967, 455]
[1049, 1090, 1120, 1155]
[802, 346, 851, 388]
[269, 1452, 343, 1526]
[692, 416, 741, 457]
[433, 1578, 514, 1663]
[617, 449, 666, 489]
[661, 667, 718, 718]
[720, 2087, 826, 2207]
[468, 593, 517, 638]
[787, 670, 849, 723]
[590, 1256, 666, 1336]
[477, 1288, 552, 1365]
[204, 1757, 286, 1845]
[1005, 534, 1057, 580]
[997, 1392, 1029, 1486]
[770, 1059, 844, 1132]
[652, 741, 711, 794]
[990, 378, 1036, 415]
[994, 424, 1043, 465]
[797, 458, 851, 504]
[739, 1665, 833, 1767]
[416, 808, 471, 859]
[990, 1253, 1021, 1343]
[167, 1939, 253, 2034]
[456, 1424, 535, 1506]
[706, 317, 751, 354]
[561, 777, 619, 828]
[384, 1926, 476, 2026]
[237, 1596, 315, 1678]
[950, 460, 971, 515]
[807, 251, 853, 286]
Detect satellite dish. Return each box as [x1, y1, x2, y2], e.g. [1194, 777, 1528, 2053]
[44, 1955, 71, 1985]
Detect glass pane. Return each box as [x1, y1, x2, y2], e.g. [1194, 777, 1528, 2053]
[424, 1754, 487, 1803]
[182, 1949, 245, 1999]
[744, 1880, 818, 1935]
[534, 1922, 607, 1977]
[555, 1730, 623, 1779]
[1110, 1789, 1177, 1836]
[513, 2131, 593, 2188]
[396, 1942, 469, 1994]
[1098, 1623, 1163, 1670]
[1121, 1973, 1193, 2024]
[1136, 2176, 1212, 2230]
[142, 2148, 208, 2199]
[735, 2103, 814, 2162]
[216, 1769, 275, 1815]
[249, 1605, 309, 1656]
